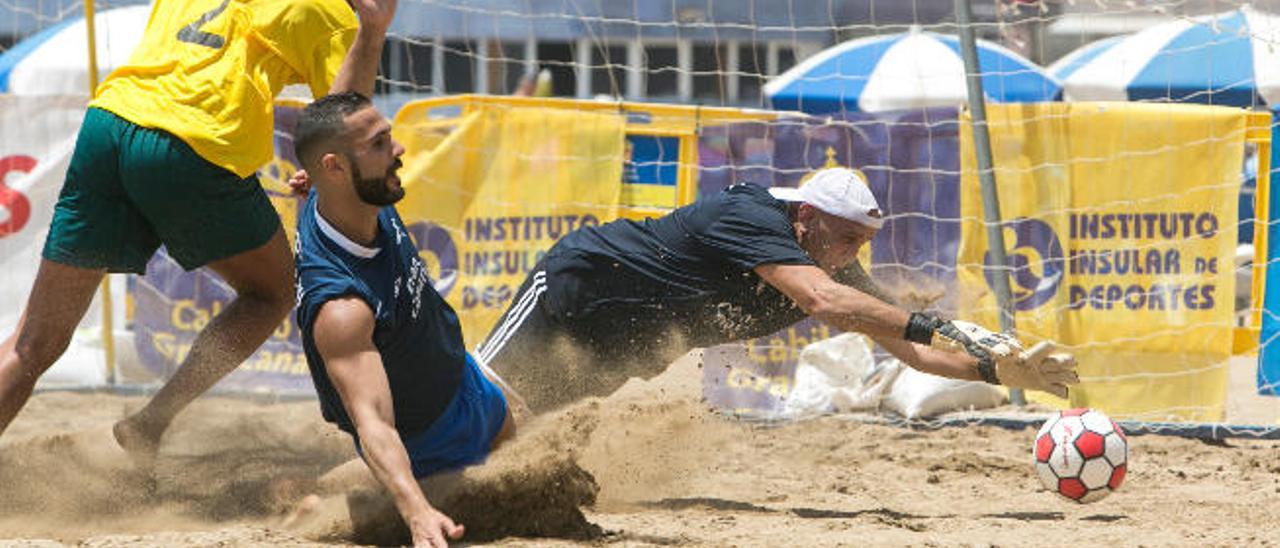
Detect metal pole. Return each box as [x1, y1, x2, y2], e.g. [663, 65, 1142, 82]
[85, 2, 101, 92]
[955, 0, 1024, 405]
[84, 1, 116, 385]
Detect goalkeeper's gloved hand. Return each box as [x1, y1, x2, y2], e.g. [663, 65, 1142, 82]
[995, 339, 1078, 399]
[904, 314, 1079, 398]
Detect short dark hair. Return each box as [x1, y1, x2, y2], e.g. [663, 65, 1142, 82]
[294, 91, 372, 171]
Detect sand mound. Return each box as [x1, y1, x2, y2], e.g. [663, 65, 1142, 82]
[0, 396, 350, 540]
[0, 429, 149, 521]
[0, 356, 718, 545]
[334, 453, 601, 545]
[299, 399, 607, 544]
[291, 354, 717, 544]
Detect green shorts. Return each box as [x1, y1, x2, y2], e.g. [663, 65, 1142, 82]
[42, 107, 280, 274]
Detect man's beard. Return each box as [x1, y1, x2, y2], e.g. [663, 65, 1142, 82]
[349, 156, 405, 206]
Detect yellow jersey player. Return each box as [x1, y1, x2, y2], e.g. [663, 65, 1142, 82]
[0, 0, 397, 466]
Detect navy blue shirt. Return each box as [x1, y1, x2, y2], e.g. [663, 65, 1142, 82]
[542, 183, 821, 348]
[295, 195, 464, 438]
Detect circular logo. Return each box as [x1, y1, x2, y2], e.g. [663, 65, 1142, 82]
[983, 217, 1064, 311]
[408, 221, 458, 297]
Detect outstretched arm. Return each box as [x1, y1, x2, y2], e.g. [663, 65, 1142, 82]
[757, 263, 1078, 397]
[329, 0, 398, 97]
[313, 296, 464, 547]
[871, 335, 983, 381]
[756, 263, 912, 340]
[874, 331, 1078, 398]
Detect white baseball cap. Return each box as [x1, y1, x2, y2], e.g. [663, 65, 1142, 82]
[768, 167, 884, 229]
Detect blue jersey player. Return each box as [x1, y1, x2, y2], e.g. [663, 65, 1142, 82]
[292, 92, 516, 547]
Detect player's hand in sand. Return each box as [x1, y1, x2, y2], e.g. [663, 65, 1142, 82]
[350, 0, 397, 32]
[409, 507, 464, 548]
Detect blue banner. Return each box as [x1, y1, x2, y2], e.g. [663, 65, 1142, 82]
[130, 250, 312, 393]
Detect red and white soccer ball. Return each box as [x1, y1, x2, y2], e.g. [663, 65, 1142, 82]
[1033, 408, 1127, 503]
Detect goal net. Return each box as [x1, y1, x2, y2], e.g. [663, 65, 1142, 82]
[1, 0, 1277, 428]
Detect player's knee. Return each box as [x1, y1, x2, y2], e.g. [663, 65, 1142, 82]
[263, 283, 297, 317]
[239, 276, 296, 317]
[11, 329, 71, 376]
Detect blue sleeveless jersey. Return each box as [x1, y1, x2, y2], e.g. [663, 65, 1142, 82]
[295, 195, 465, 438]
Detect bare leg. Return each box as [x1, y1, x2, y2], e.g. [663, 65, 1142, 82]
[114, 228, 294, 464]
[319, 457, 379, 494]
[491, 395, 518, 450]
[277, 456, 376, 528]
[0, 260, 104, 436]
[476, 359, 529, 428]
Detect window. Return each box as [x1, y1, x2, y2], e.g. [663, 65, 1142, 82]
[692, 44, 724, 102]
[778, 46, 796, 74]
[538, 41, 576, 97]
[737, 43, 767, 106]
[590, 43, 628, 98]
[379, 37, 435, 94]
[499, 42, 530, 94]
[645, 45, 678, 99]
[443, 40, 475, 93]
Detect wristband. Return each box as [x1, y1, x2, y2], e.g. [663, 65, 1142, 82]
[904, 312, 937, 345]
[976, 356, 1000, 385]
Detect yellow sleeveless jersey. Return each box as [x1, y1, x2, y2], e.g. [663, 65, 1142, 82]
[91, 0, 358, 178]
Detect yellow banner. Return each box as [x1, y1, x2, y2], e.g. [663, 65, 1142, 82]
[957, 103, 1244, 421]
[393, 102, 625, 347]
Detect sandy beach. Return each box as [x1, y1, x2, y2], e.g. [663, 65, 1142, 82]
[1, 354, 1277, 547]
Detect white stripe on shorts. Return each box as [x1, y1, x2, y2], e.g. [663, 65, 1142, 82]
[476, 271, 546, 366]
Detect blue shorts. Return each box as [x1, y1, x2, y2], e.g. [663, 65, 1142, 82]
[357, 353, 508, 478]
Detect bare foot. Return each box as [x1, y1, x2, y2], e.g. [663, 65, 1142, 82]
[112, 415, 162, 469]
[269, 477, 319, 512]
[280, 494, 323, 529]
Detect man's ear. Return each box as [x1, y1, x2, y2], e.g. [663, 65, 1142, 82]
[320, 152, 345, 176]
[796, 202, 818, 223]
[792, 203, 814, 241]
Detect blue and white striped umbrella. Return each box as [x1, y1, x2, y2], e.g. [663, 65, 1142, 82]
[0, 5, 149, 95]
[764, 28, 1061, 114]
[1051, 6, 1280, 106]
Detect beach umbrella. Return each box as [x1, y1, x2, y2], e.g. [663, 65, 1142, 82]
[0, 5, 150, 95]
[764, 27, 1061, 114]
[1051, 6, 1280, 106]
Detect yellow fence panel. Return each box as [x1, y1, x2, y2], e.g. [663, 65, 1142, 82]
[958, 102, 1246, 421]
